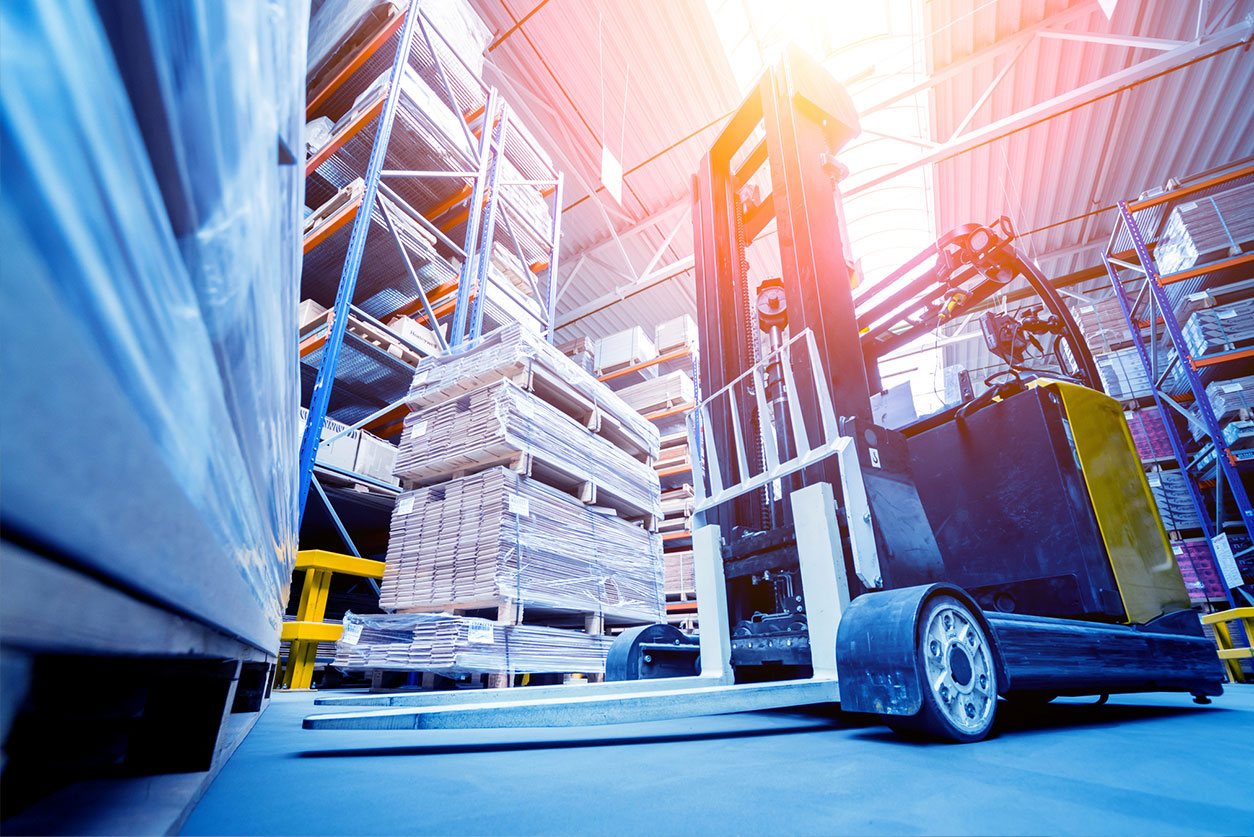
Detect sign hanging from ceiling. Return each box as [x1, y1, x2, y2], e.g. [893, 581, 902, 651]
[601, 145, 624, 205]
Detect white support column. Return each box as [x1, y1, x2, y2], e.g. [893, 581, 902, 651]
[791, 482, 851, 680]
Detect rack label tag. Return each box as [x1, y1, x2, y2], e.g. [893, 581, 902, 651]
[467, 620, 495, 644]
[340, 622, 363, 645]
[397, 496, 415, 515]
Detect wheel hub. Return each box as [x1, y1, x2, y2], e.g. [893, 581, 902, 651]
[923, 604, 995, 734]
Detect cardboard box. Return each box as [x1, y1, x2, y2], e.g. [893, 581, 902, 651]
[386, 315, 440, 355]
[298, 407, 359, 471]
[654, 315, 697, 354]
[299, 299, 328, 331]
[354, 432, 400, 485]
[595, 326, 656, 372]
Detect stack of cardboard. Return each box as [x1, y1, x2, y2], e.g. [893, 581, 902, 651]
[333, 611, 614, 675]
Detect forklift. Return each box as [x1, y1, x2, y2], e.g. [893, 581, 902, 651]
[305, 47, 1224, 742]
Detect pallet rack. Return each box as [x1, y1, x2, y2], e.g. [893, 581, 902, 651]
[296, 2, 564, 531]
[1102, 162, 1254, 609]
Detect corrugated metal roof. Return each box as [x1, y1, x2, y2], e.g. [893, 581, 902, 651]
[468, 0, 1254, 348]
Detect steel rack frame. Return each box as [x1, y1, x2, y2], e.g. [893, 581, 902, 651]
[1102, 163, 1254, 608]
[296, 4, 564, 522]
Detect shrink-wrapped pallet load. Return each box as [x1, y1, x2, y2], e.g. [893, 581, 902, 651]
[381, 466, 664, 621]
[1155, 184, 1254, 275]
[333, 611, 614, 675]
[1181, 299, 1254, 359]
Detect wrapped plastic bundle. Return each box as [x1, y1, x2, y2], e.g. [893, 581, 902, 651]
[1171, 541, 1227, 602]
[1155, 184, 1254, 276]
[1146, 471, 1201, 532]
[1073, 297, 1136, 352]
[333, 611, 614, 674]
[1202, 375, 1254, 423]
[0, 0, 303, 649]
[308, 0, 397, 84]
[1181, 299, 1254, 359]
[1124, 408, 1174, 462]
[1095, 347, 1188, 400]
[406, 323, 659, 458]
[381, 467, 664, 621]
[396, 380, 662, 519]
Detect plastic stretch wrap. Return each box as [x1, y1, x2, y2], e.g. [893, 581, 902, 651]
[334, 611, 614, 675]
[381, 467, 664, 621]
[396, 380, 662, 519]
[1181, 299, 1254, 358]
[1146, 470, 1201, 532]
[1155, 184, 1254, 276]
[0, 0, 304, 649]
[406, 323, 659, 459]
[308, 0, 399, 85]
[615, 371, 695, 416]
[1124, 408, 1173, 462]
[1171, 541, 1228, 601]
[1095, 347, 1187, 400]
[1188, 375, 1254, 440]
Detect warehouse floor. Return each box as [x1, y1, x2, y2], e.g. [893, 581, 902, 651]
[184, 685, 1254, 835]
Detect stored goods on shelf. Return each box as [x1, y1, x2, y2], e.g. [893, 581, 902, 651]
[615, 371, 695, 416]
[380, 467, 663, 620]
[354, 432, 401, 485]
[333, 611, 613, 675]
[1181, 298, 1254, 358]
[1125, 407, 1175, 462]
[664, 550, 696, 598]
[1146, 470, 1203, 531]
[1096, 346, 1187, 400]
[1155, 183, 1254, 275]
[395, 380, 661, 519]
[654, 314, 698, 354]
[596, 326, 658, 373]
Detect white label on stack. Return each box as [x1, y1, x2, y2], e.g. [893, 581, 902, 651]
[1172, 544, 1184, 556]
[412, 371, 428, 386]
[1217, 308, 1238, 319]
[409, 420, 427, 439]
[340, 622, 363, 645]
[397, 496, 415, 515]
[467, 620, 495, 644]
[1147, 476, 1161, 487]
[1211, 533, 1244, 588]
[1223, 384, 1243, 393]
[508, 496, 530, 516]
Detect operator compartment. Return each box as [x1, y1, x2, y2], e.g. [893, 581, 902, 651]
[902, 382, 1191, 625]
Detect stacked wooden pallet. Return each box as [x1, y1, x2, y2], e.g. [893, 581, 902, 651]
[332, 611, 614, 675]
[381, 466, 663, 622]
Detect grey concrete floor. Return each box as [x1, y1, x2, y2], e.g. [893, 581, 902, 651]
[183, 685, 1254, 835]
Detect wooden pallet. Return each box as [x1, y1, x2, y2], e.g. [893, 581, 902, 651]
[304, 178, 364, 236]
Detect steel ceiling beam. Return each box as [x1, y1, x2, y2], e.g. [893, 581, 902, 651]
[844, 17, 1254, 199]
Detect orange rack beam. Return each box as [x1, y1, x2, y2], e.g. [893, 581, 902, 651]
[598, 347, 692, 383]
[307, 9, 406, 116]
[306, 93, 387, 176]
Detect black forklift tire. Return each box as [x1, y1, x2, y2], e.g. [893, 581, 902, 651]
[888, 594, 999, 743]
